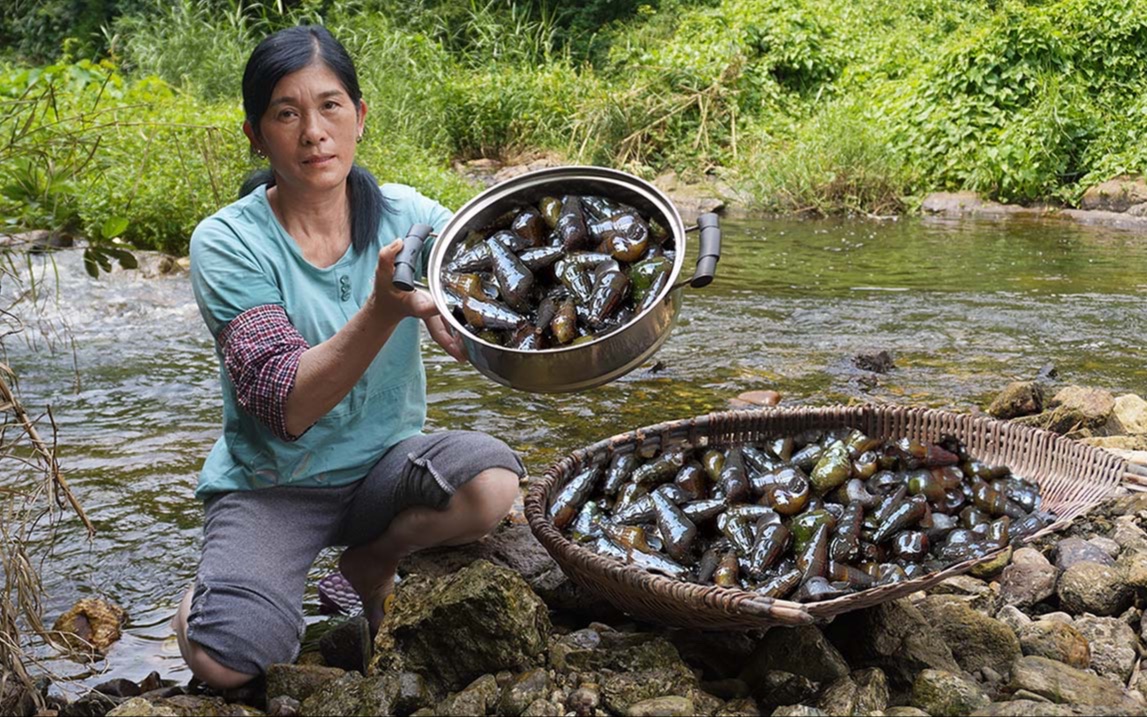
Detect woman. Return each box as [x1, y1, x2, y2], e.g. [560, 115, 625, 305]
[175, 25, 524, 689]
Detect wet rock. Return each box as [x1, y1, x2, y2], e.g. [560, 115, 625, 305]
[932, 575, 994, 610]
[265, 664, 345, 704]
[398, 525, 617, 618]
[910, 669, 989, 717]
[1089, 536, 1122, 559]
[520, 698, 562, 716]
[1055, 537, 1115, 570]
[1056, 561, 1132, 616]
[916, 596, 1021, 679]
[60, 691, 120, 717]
[994, 605, 1032, 633]
[751, 672, 818, 712]
[1006, 655, 1144, 710]
[499, 669, 551, 717]
[700, 678, 750, 701]
[266, 695, 300, 717]
[1109, 394, 1147, 434]
[769, 706, 825, 717]
[1080, 176, 1147, 212]
[299, 673, 390, 716]
[822, 598, 959, 692]
[1017, 620, 1090, 669]
[438, 674, 499, 717]
[664, 629, 758, 679]
[1049, 386, 1116, 430]
[550, 630, 685, 674]
[94, 681, 141, 700]
[730, 389, 783, 409]
[852, 349, 895, 374]
[716, 697, 760, 716]
[970, 545, 1013, 579]
[599, 667, 700, 716]
[627, 696, 695, 716]
[884, 708, 930, 717]
[1118, 548, 1147, 592]
[372, 560, 550, 692]
[384, 671, 434, 716]
[1113, 516, 1147, 552]
[105, 698, 178, 716]
[739, 626, 848, 687]
[52, 599, 127, 655]
[565, 685, 600, 717]
[1072, 615, 1138, 683]
[816, 668, 887, 716]
[987, 381, 1045, 419]
[999, 548, 1057, 608]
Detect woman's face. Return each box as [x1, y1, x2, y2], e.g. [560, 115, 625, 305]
[246, 61, 366, 195]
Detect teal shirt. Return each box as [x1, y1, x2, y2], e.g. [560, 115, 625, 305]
[189, 182, 452, 499]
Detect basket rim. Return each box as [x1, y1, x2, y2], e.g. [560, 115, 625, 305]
[524, 403, 1130, 624]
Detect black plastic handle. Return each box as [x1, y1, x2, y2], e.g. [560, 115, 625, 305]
[392, 223, 434, 292]
[690, 212, 721, 288]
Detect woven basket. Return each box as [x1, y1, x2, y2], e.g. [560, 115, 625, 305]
[525, 404, 1135, 630]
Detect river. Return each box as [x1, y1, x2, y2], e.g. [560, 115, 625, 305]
[2, 213, 1145, 693]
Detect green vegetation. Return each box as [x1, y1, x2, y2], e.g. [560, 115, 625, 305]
[2, 0, 1147, 253]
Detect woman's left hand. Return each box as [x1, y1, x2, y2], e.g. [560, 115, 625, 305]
[424, 313, 467, 363]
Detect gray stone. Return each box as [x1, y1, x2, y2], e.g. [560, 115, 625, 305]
[438, 674, 499, 717]
[627, 696, 695, 716]
[1056, 562, 1132, 616]
[60, 691, 121, 717]
[372, 560, 550, 692]
[550, 631, 686, 675]
[1109, 394, 1147, 434]
[994, 605, 1032, 633]
[739, 626, 849, 686]
[599, 667, 700, 716]
[816, 669, 888, 716]
[1072, 615, 1138, 683]
[822, 598, 959, 691]
[884, 709, 930, 717]
[565, 685, 600, 717]
[987, 381, 1045, 419]
[1048, 386, 1116, 430]
[1088, 536, 1122, 559]
[267, 696, 301, 717]
[299, 673, 391, 717]
[717, 698, 761, 716]
[1040, 611, 1075, 625]
[1018, 621, 1090, 669]
[398, 524, 617, 618]
[520, 699, 562, 717]
[770, 707, 825, 717]
[1118, 550, 1147, 591]
[1113, 516, 1147, 552]
[499, 669, 551, 717]
[751, 671, 819, 712]
[105, 698, 178, 717]
[265, 664, 346, 704]
[1007, 655, 1144, 710]
[916, 596, 1021, 679]
[910, 669, 990, 717]
[999, 549, 1057, 607]
[1055, 537, 1115, 571]
[1080, 176, 1147, 212]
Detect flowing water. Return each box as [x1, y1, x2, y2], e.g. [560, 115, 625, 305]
[3, 214, 1146, 694]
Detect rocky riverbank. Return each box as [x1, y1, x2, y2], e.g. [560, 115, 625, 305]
[10, 376, 1147, 717]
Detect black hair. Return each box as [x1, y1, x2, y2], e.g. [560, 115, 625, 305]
[237, 25, 388, 254]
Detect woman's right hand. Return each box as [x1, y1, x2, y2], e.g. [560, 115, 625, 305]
[370, 238, 439, 320]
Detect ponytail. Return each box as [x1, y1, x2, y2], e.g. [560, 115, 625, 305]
[237, 164, 390, 254]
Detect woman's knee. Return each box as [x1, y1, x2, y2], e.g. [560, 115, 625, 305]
[173, 588, 258, 690]
[456, 467, 520, 534]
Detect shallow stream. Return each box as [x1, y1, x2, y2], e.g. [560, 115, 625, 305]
[3, 213, 1145, 693]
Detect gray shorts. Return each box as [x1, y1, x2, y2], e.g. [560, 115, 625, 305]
[184, 430, 524, 675]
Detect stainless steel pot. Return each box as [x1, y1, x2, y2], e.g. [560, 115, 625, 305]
[394, 165, 722, 393]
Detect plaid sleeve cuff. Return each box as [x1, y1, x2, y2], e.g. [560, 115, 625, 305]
[218, 304, 309, 442]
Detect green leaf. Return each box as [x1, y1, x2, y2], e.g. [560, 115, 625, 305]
[100, 216, 129, 239]
[82, 249, 100, 278]
[108, 247, 138, 270]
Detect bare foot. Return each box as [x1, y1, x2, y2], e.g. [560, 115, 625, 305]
[338, 547, 396, 636]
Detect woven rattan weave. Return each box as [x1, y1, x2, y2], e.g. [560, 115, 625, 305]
[525, 405, 1132, 630]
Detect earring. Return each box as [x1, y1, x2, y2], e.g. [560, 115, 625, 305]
[253, 148, 266, 159]
[356, 134, 363, 144]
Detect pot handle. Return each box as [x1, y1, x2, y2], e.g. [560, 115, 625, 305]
[685, 212, 721, 288]
[392, 223, 435, 292]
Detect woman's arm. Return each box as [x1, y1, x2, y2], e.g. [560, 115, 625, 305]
[282, 238, 441, 436]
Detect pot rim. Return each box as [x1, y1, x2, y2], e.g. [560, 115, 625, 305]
[427, 165, 688, 355]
